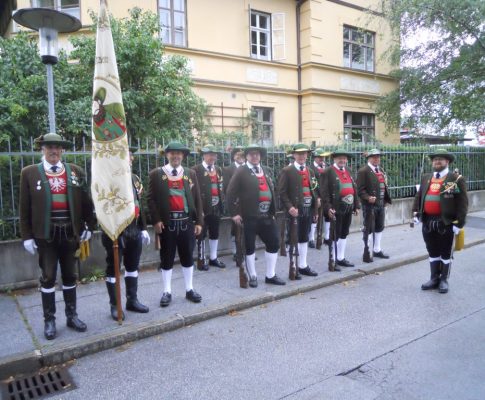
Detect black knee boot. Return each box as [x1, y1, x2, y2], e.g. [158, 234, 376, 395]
[41, 291, 56, 340]
[421, 260, 441, 290]
[125, 276, 149, 313]
[439, 262, 450, 294]
[63, 287, 87, 332]
[106, 281, 125, 321]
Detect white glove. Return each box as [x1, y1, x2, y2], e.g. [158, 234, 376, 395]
[141, 230, 151, 246]
[80, 230, 92, 242]
[23, 239, 37, 255]
[413, 215, 420, 225]
[452, 225, 461, 235]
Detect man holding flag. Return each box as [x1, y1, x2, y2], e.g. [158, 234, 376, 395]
[91, 0, 136, 323]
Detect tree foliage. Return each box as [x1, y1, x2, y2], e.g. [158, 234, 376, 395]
[0, 8, 209, 144]
[374, 0, 485, 133]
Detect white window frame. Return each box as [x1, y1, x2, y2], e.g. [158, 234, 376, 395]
[250, 10, 272, 61]
[343, 25, 375, 72]
[252, 107, 274, 146]
[344, 112, 375, 143]
[158, 0, 187, 47]
[31, 0, 80, 20]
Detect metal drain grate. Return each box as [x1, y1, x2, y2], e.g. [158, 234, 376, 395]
[1, 366, 75, 400]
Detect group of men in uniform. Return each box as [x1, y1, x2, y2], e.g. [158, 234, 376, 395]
[19, 134, 468, 341]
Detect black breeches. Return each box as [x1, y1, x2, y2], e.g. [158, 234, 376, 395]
[102, 231, 142, 277]
[202, 214, 220, 240]
[422, 216, 454, 260]
[159, 219, 195, 269]
[243, 216, 279, 255]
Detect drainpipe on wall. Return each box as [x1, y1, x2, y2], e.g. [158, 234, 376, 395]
[296, 0, 305, 142]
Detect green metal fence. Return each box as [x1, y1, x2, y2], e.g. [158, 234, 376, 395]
[1, 137, 484, 240]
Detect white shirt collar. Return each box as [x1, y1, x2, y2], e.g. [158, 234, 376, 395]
[333, 163, 345, 171]
[368, 162, 380, 171]
[235, 161, 243, 168]
[246, 161, 261, 170]
[202, 160, 215, 170]
[164, 164, 183, 175]
[435, 167, 449, 178]
[293, 161, 306, 170]
[43, 160, 63, 172]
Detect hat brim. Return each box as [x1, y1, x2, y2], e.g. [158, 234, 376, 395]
[366, 153, 382, 158]
[244, 147, 267, 157]
[428, 154, 454, 163]
[38, 139, 72, 148]
[332, 152, 353, 158]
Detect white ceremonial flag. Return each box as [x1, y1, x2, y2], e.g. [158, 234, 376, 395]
[91, 0, 134, 240]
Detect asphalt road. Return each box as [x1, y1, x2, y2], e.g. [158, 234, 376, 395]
[50, 243, 485, 400]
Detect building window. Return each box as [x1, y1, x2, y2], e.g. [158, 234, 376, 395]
[344, 112, 375, 143]
[343, 26, 374, 72]
[159, 0, 186, 47]
[31, 0, 80, 20]
[250, 10, 271, 60]
[252, 107, 273, 146]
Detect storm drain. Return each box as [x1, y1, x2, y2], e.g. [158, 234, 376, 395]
[0, 366, 75, 400]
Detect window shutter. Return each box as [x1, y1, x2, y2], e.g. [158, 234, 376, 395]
[248, 4, 252, 57]
[271, 13, 286, 61]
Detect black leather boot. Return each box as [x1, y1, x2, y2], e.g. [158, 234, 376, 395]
[125, 276, 149, 313]
[421, 261, 441, 290]
[106, 281, 125, 321]
[63, 287, 87, 332]
[439, 262, 450, 294]
[41, 291, 56, 340]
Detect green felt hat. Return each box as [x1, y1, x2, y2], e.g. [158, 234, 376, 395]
[200, 144, 221, 154]
[365, 148, 382, 158]
[428, 148, 455, 163]
[35, 133, 72, 148]
[291, 143, 311, 153]
[313, 147, 331, 157]
[331, 149, 353, 159]
[162, 141, 190, 156]
[244, 144, 267, 157]
[230, 146, 245, 158]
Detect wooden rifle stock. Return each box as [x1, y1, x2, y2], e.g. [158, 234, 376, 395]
[279, 216, 287, 257]
[328, 214, 336, 271]
[235, 223, 249, 288]
[316, 204, 324, 250]
[289, 216, 300, 280]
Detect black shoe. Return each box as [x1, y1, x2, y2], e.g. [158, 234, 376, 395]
[186, 289, 202, 303]
[308, 240, 316, 249]
[298, 266, 318, 276]
[44, 319, 56, 340]
[209, 258, 226, 268]
[422, 261, 441, 290]
[125, 276, 149, 313]
[197, 262, 209, 271]
[438, 279, 449, 294]
[265, 275, 286, 285]
[110, 305, 125, 321]
[323, 239, 331, 246]
[249, 276, 258, 288]
[373, 251, 389, 259]
[66, 316, 87, 332]
[336, 259, 354, 267]
[160, 292, 172, 307]
[126, 299, 149, 313]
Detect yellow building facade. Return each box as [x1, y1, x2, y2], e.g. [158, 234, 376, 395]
[9, 0, 399, 145]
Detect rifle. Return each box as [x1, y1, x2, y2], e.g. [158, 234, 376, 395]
[328, 213, 335, 271]
[316, 201, 324, 249]
[363, 201, 375, 263]
[235, 222, 249, 288]
[279, 216, 287, 257]
[288, 216, 301, 280]
[196, 238, 206, 270]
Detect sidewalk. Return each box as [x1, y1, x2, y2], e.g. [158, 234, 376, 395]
[1, 211, 484, 378]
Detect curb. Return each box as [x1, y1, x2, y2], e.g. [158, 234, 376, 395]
[1, 238, 484, 379]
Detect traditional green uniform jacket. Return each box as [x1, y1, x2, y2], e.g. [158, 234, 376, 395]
[226, 164, 277, 218]
[222, 163, 238, 195]
[356, 165, 392, 206]
[321, 166, 360, 215]
[148, 166, 203, 226]
[278, 165, 318, 216]
[412, 172, 468, 228]
[191, 164, 224, 215]
[19, 162, 96, 241]
[131, 174, 148, 231]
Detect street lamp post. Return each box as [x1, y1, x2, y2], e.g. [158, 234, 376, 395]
[13, 8, 81, 134]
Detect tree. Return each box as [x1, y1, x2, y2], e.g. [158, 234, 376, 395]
[0, 8, 209, 144]
[374, 0, 485, 134]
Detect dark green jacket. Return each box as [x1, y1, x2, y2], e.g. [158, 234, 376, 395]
[321, 166, 360, 215]
[356, 165, 392, 206]
[226, 164, 277, 218]
[222, 163, 239, 195]
[412, 172, 468, 228]
[192, 164, 224, 215]
[278, 165, 318, 216]
[148, 166, 203, 226]
[19, 162, 96, 240]
[132, 174, 147, 231]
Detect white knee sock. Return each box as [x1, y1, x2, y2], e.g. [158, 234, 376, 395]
[373, 232, 383, 253]
[209, 239, 218, 260]
[246, 253, 256, 278]
[337, 238, 347, 261]
[324, 222, 330, 240]
[231, 238, 236, 255]
[182, 266, 194, 292]
[332, 241, 337, 261]
[298, 242, 308, 268]
[309, 223, 316, 241]
[161, 269, 172, 293]
[265, 251, 278, 278]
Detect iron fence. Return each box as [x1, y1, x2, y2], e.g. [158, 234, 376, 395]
[1, 137, 484, 240]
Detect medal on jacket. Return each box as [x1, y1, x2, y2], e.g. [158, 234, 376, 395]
[36, 180, 41, 190]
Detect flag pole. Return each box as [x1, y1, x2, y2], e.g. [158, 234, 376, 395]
[113, 239, 123, 324]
